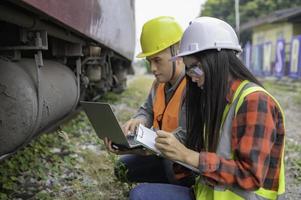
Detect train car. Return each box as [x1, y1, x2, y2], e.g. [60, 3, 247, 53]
[0, 0, 136, 160]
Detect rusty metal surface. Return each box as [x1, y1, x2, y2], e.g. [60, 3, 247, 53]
[20, 0, 135, 60]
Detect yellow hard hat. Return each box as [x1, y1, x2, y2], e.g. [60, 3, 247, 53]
[137, 16, 183, 58]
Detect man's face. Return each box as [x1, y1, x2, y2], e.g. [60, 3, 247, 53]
[146, 48, 173, 83]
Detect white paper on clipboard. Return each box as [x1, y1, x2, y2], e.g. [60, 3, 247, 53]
[135, 124, 160, 154]
[135, 124, 199, 173]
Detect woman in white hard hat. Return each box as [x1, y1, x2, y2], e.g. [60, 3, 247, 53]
[129, 17, 285, 200]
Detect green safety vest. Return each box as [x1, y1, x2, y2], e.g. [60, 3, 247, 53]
[194, 80, 286, 200]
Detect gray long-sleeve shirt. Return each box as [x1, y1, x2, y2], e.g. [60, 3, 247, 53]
[133, 70, 187, 144]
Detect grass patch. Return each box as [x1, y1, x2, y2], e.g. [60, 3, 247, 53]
[263, 79, 301, 106]
[0, 130, 79, 199]
[102, 75, 153, 106]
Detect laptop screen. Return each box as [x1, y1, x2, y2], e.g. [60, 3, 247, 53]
[81, 101, 130, 146]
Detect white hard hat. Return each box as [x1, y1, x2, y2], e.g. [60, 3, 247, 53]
[174, 17, 242, 58]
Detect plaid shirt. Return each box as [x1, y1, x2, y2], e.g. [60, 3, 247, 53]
[198, 80, 285, 191]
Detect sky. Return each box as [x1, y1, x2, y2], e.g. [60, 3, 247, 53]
[134, 0, 206, 57]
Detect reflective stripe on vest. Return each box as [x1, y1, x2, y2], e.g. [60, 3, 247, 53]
[195, 80, 286, 200]
[153, 78, 186, 132]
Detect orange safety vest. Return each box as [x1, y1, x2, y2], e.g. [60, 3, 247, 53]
[153, 77, 186, 132]
[153, 77, 188, 180]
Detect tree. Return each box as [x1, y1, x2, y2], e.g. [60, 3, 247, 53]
[200, 0, 301, 43]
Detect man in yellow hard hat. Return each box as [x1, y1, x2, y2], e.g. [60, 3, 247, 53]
[104, 16, 194, 186]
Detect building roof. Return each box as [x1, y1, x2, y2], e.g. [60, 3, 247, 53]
[240, 7, 301, 32]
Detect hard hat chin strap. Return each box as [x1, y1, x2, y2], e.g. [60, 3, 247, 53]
[169, 46, 176, 82]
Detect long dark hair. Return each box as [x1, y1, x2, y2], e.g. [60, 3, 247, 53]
[186, 49, 262, 152]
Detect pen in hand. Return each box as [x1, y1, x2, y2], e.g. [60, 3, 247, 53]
[150, 126, 158, 132]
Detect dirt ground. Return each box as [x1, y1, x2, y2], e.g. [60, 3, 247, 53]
[0, 73, 300, 200]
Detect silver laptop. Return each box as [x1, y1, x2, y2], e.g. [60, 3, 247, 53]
[80, 101, 141, 149]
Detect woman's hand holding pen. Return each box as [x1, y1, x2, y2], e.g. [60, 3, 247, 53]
[155, 130, 200, 168]
[155, 130, 188, 161]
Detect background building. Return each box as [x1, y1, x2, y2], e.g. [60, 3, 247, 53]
[241, 7, 301, 79]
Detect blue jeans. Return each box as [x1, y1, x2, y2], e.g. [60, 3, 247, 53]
[114, 154, 195, 186]
[129, 183, 195, 200]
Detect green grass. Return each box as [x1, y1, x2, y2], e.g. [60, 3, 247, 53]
[263, 79, 301, 106]
[103, 75, 153, 106]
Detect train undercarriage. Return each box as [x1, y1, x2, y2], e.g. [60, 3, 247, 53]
[0, 0, 135, 160]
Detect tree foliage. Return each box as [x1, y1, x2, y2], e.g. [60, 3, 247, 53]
[201, 0, 301, 28]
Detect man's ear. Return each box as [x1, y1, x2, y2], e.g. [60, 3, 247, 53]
[176, 57, 184, 65]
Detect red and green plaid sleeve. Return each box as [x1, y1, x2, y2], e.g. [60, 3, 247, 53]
[198, 91, 285, 191]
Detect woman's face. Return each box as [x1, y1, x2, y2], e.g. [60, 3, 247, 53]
[183, 56, 205, 88]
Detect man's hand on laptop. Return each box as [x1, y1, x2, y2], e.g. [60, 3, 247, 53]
[123, 118, 146, 135]
[104, 137, 153, 156]
[104, 137, 120, 154]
